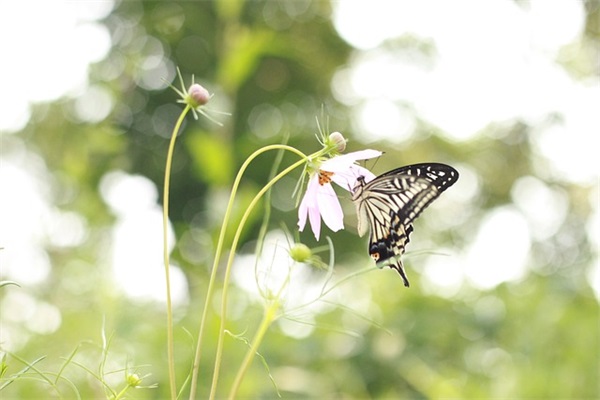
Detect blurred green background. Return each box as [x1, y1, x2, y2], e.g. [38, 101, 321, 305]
[1, 0, 598, 398]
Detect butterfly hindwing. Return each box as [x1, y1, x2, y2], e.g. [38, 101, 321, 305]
[352, 163, 458, 287]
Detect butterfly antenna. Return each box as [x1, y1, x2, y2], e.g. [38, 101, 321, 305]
[369, 151, 385, 172]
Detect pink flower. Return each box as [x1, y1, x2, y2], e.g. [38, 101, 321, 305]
[298, 149, 382, 240]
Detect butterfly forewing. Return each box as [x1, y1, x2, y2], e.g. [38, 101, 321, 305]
[377, 163, 459, 191]
[352, 163, 458, 287]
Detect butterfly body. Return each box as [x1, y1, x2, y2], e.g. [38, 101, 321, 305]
[352, 163, 459, 287]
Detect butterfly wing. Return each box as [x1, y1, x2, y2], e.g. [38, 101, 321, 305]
[375, 163, 459, 197]
[353, 163, 458, 287]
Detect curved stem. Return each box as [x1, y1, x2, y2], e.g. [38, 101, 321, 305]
[228, 300, 279, 400]
[228, 241, 294, 400]
[163, 104, 191, 400]
[189, 144, 310, 399]
[209, 153, 314, 399]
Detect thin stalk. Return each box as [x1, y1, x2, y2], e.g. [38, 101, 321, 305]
[227, 300, 279, 399]
[227, 247, 292, 400]
[208, 148, 330, 399]
[163, 104, 191, 400]
[189, 145, 310, 399]
[113, 385, 130, 400]
[253, 144, 286, 298]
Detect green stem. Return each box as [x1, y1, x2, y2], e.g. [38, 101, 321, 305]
[163, 104, 191, 400]
[228, 300, 279, 400]
[253, 142, 287, 298]
[189, 144, 311, 399]
[209, 153, 316, 399]
[113, 385, 129, 400]
[228, 247, 292, 400]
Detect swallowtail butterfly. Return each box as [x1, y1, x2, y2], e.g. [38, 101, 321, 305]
[352, 163, 458, 287]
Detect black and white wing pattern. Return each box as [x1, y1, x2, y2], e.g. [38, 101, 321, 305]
[351, 163, 459, 287]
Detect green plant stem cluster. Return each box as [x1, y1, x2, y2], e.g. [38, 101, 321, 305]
[162, 104, 339, 399]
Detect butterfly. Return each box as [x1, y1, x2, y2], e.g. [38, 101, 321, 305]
[351, 163, 459, 287]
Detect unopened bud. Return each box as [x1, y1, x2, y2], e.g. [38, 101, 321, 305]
[188, 83, 210, 107]
[126, 373, 142, 387]
[290, 243, 312, 263]
[328, 131, 346, 152]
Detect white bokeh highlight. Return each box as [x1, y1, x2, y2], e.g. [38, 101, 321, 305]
[0, 0, 113, 132]
[100, 171, 189, 305]
[333, 0, 597, 183]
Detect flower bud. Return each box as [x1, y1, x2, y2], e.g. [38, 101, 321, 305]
[188, 83, 210, 107]
[289, 243, 312, 263]
[126, 373, 142, 387]
[328, 131, 346, 152]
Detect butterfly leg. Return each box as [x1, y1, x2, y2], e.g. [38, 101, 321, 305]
[389, 260, 410, 287]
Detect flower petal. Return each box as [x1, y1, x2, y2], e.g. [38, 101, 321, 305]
[321, 149, 382, 172]
[331, 164, 378, 192]
[317, 183, 344, 233]
[298, 175, 322, 240]
[298, 175, 318, 231]
[345, 149, 383, 161]
[298, 198, 308, 232]
[308, 202, 322, 240]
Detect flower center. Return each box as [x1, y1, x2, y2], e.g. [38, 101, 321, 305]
[318, 170, 334, 185]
